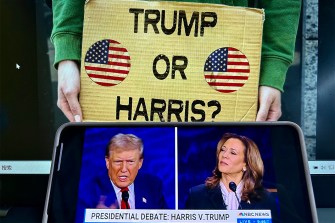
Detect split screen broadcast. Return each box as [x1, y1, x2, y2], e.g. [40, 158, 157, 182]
[44, 123, 315, 223]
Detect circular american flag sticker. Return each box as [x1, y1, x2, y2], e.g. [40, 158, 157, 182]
[84, 39, 131, 87]
[204, 47, 250, 93]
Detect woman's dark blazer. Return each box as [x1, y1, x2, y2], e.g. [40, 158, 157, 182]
[185, 184, 279, 221]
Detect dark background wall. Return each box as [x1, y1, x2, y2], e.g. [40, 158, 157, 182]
[317, 0, 335, 160]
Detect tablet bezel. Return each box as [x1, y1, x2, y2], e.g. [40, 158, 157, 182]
[42, 122, 318, 223]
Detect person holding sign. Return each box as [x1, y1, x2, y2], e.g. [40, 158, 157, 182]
[51, 0, 301, 122]
[76, 133, 167, 221]
[185, 133, 278, 218]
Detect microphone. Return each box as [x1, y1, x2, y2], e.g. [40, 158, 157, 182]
[229, 182, 242, 210]
[229, 182, 237, 192]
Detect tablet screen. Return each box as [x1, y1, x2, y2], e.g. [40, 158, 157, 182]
[45, 123, 317, 223]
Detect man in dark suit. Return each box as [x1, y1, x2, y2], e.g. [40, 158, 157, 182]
[93, 171, 167, 209]
[75, 133, 167, 222]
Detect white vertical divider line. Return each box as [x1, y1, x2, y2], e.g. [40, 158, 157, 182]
[175, 127, 178, 210]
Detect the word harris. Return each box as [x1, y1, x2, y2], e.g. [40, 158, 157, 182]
[116, 96, 222, 122]
[129, 8, 217, 36]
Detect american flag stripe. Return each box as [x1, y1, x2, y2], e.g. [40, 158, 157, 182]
[204, 74, 249, 80]
[227, 54, 247, 58]
[227, 58, 249, 62]
[228, 47, 241, 52]
[206, 78, 247, 85]
[91, 78, 123, 85]
[108, 58, 130, 64]
[94, 82, 117, 87]
[86, 71, 129, 78]
[108, 61, 130, 67]
[207, 72, 249, 76]
[227, 65, 249, 69]
[208, 82, 245, 87]
[87, 72, 128, 79]
[109, 39, 120, 44]
[108, 54, 130, 60]
[226, 69, 250, 73]
[206, 78, 248, 85]
[216, 86, 243, 90]
[84, 39, 131, 86]
[87, 74, 127, 84]
[87, 73, 126, 81]
[85, 65, 129, 75]
[217, 89, 238, 93]
[109, 46, 128, 52]
[85, 66, 130, 74]
[227, 61, 249, 66]
[85, 61, 130, 71]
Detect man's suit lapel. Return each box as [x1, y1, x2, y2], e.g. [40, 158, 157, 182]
[134, 173, 155, 209]
[134, 180, 150, 209]
[208, 185, 227, 209]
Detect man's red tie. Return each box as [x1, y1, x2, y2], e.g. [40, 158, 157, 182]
[120, 187, 130, 209]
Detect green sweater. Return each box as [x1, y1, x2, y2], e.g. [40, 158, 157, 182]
[51, 0, 301, 91]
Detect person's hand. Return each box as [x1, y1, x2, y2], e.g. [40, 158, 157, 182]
[256, 86, 282, 121]
[57, 60, 82, 122]
[96, 196, 118, 209]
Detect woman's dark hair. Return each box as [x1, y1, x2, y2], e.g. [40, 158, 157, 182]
[205, 133, 264, 201]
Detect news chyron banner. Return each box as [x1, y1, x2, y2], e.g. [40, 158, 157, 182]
[84, 209, 272, 223]
[80, 0, 264, 122]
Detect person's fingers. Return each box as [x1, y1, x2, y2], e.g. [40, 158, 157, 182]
[98, 195, 106, 204]
[58, 92, 82, 122]
[96, 196, 107, 208]
[74, 115, 81, 122]
[265, 103, 282, 121]
[65, 92, 82, 122]
[256, 97, 270, 121]
[57, 83, 81, 122]
[57, 90, 75, 122]
[57, 60, 82, 122]
[266, 88, 282, 121]
[256, 86, 282, 121]
[109, 201, 118, 209]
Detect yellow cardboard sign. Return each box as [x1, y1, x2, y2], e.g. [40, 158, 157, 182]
[80, 0, 264, 122]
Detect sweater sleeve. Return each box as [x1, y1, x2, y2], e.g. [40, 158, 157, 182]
[51, 0, 85, 69]
[258, 0, 301, 92]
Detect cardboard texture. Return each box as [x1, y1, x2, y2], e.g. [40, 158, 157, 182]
[80, 0, 264, 122]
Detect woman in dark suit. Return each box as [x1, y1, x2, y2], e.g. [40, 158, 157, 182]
[185, 133, 278, 219]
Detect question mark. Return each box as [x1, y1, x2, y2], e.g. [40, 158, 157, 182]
[208, 100, 221, 121]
